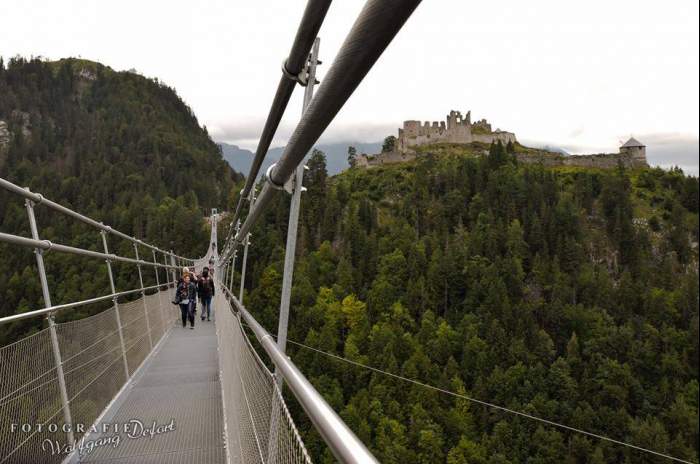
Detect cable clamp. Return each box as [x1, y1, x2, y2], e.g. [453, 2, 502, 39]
[281, 59, 308, 87]
[264, 163, 294, 194]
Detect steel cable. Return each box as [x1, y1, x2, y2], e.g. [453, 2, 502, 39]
[280, 337, 696, 464]
[228, 0, 333, 235]
[227, 0, 422, 256]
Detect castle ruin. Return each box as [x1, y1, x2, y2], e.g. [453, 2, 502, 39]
[514, 137, 647, 169]
[352, 108, 647, 170]
[619, 137, 647, 164]
[397, 110, 516, 153]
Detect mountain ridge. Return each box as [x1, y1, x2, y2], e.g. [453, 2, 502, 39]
[219, 141, 382, 177]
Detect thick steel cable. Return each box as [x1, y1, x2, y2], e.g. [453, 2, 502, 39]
[281, 338, 695, 464]
[227, 0, 333, 236]
[227, 0, 422, 257]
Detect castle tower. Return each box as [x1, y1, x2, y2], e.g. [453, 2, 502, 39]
[447, 110, 461, 130]
[619, 137, 647, 167]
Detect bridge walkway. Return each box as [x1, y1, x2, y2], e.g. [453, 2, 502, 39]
[74, 314, 226, 464]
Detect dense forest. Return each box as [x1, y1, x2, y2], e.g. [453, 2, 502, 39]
[0, 57, 241, 345]
[0, 55, 697, 463]
[237, 143, 699, 463]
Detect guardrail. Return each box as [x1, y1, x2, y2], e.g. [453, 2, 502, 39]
[0, 176, 196, 461]
[0, 177, 192, 263]
[218, 282, 379, 464]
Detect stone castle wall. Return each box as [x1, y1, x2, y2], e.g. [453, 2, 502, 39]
[354, 150, 416, 168]
[397, 110, 516, 153]
[472, 131, 516, 145]
[357, 149, 647, 170]
[515, 151, 647, 169]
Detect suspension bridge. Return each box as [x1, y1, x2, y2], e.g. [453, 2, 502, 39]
[0, 0, 695, 463]
[0, 1, 419, 463]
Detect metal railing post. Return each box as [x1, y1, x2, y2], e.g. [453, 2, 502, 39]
[276, 37, 320, 386]
[153, 249, 166, 332]
[228, 250, 238, 294]
[239, 193, 255, 304]
[228, 221, 240, 292]
[239, 237, 249, 303]
[170, 251, 177, 283]
[164, 252, 174, 324]
[24, 197, 75, 447]
[161, 252, 170, 288]
[269, 37, 321, 463]
[101, 230, 130, 379]
[133, 243, 153, 349]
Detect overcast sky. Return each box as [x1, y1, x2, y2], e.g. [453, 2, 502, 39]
[2, 0, 698, 173]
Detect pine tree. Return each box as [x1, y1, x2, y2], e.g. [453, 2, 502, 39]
[347, 145, 357, 167]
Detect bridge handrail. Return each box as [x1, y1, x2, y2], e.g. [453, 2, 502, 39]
[0, 231, 180, 270]
[220, 283, 380, 464]
[0, 282, 171, 325]
[0, 177, 192, 262]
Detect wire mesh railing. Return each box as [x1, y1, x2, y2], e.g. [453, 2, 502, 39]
[0, 175, 190, 463]
[214, 287, 311, 464]
[0, 287, 180, 464]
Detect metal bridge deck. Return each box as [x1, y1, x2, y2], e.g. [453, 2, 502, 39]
[76, 318, 226, 464]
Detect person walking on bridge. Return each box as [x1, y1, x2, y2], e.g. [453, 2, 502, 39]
[175, 272, 197, 329]
[189, 267, 199, 316]
[198, 266, 215, 321]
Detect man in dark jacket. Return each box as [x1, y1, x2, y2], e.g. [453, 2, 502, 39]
[198, 267, 215, 321]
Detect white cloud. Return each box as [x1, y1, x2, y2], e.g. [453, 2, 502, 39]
[210, 118, 394, 150]
[2, 0, 697, 173]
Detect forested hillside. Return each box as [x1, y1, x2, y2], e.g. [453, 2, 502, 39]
[0, 57, 241, 345]
[239, 144, 699, 463]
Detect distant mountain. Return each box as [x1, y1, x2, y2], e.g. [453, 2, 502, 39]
[220, 143, 256, 174]
[219, 141, 382, 177]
